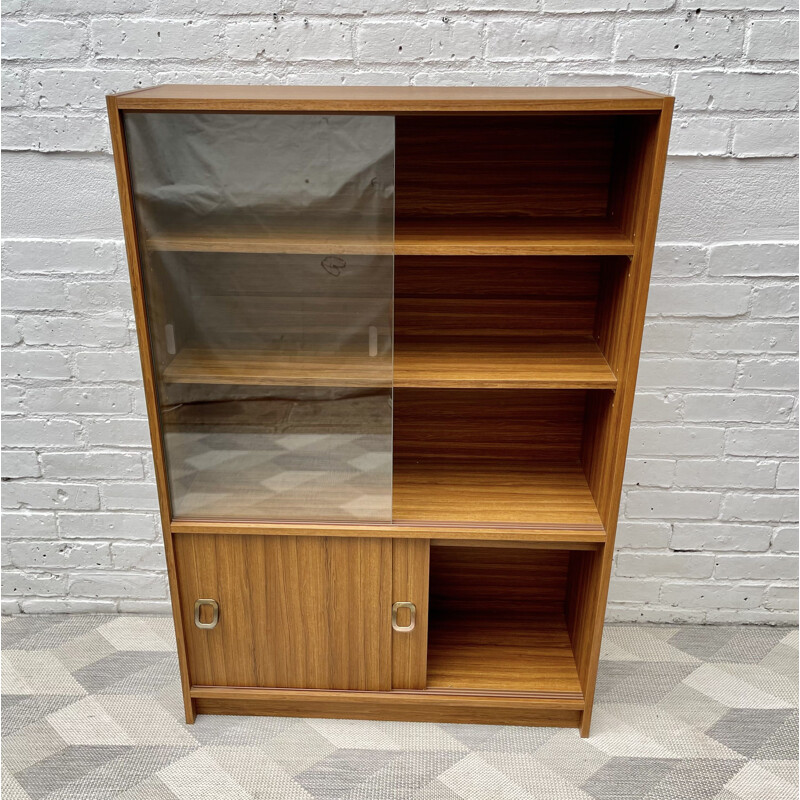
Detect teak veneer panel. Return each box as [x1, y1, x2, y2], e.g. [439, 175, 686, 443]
[392, 458, 603, 530]
[147, 217, 633, 257]
[162, 338, 615, 390]
[394, 337, 616, 390]
[174, 534, 392, 691]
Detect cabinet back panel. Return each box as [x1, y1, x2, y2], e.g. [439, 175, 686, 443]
[430, 545, 569, 612]
[393, 388, 586, 462]
[395, 256, 601, 338]
[396, 116, 615, 219]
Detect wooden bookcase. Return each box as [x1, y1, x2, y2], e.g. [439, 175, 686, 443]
[107, 86, 673, 737]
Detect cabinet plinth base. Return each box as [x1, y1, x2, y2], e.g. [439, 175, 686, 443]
[190, 686, 584, 730]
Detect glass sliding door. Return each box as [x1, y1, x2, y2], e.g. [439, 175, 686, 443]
[123, 113, 394, 522]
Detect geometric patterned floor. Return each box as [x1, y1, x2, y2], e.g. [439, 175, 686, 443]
[2, 616, 797, 800]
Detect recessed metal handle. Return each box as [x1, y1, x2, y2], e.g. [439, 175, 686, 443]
[392, 601, 416, 633]
[194, 599, 219, 629]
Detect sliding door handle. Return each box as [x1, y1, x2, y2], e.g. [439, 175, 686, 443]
[392, 601, 416, 633]
[194, 598, 219, 629]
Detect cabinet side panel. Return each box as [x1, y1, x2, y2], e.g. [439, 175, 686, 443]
[106, 97, 195, 722]
[392, 538, 429, 690]
[579, 100, 674, 736]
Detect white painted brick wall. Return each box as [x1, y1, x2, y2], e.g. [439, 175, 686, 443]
[1, 2, 797, 623]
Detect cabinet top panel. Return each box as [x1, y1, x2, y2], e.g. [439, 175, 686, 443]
[111, 84, 671, 113]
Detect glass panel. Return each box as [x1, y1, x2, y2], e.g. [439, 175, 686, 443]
[123, 113, 394, 522]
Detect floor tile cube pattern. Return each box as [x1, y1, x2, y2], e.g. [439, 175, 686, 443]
[1, 616, 797, 800]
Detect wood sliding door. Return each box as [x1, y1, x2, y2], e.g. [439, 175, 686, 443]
[175, 533, 429, 692]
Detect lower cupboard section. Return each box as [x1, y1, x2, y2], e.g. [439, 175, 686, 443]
[174, 532, 598, 731]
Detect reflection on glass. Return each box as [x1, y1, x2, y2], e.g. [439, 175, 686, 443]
[124, 113, 394, 521]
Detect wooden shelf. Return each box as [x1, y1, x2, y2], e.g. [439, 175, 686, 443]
[161, 347, 391, 388]
[427, 610, 582, 697]
[160, 338, 615, 390]
[392, 458, 603, 532]
[145, 217, 632, 257]
[395, 336, 616, 390]
[396, 217, 634, 256]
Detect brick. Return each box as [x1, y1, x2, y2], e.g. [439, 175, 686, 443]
[3, 383, 25, 414]
[660, 581, 766, 609]
[92, 19, 223, 60]
[9, 541, 111, 570]
[772, 527, 798, 552]
[1, 68, 24, 108]
[3, 154, 121, 238]
[751, 283, 799, 318]
[608, 578, 662, 604]
[19, 598, 117, 613]
[2, 512, 58, 539]
[669, 117, 730, 157]
[83, 418, 150, 448]
[707, 607, 797, 624]
[733, 119, 799, 158]
[31, 68, 151, 111]
[683, 393, 794, 423]
[75, 351, 141, 382]
[544, 71, 671, 94]
[1, 570, 67, 596]
[617, 552, 715, 578]
[1, 600, 21, 615]
[675, 459, 777, 489]
[2, 279, 67, 311]
[2, 240, 120, 275]
[697, 0, 797, 7]
[615, 521, 672, 549]
[66, 282, 134, 314]
[1, 20, 86, 60]
[617, 17, 743, 62]
[487, 19, 613, 61]
[2, 482, 100, 511]
[112, 542, 166, 570]
[715, 554, 798, 580]
[627, 489, 722, 520]
[68, 571, 167, 599]
[738, 359, 798, 390]
[637, 358, 737, 389]
[641, 322, 693, 354]
[747, 19, 799, 62]
[118, 599, 173, 614]
[2, 350, 70, 380]
[58, 512, 158, 540]
[691, 323, 798, 355]
[629, 425, 725, 457]
[647, 282, 750, 317]
[27, 387, 131, 415]
[726, 427, 799, 458]
[671, 523, 772, 552]
[28, 0, 149, 12]
[651, 245, 708, 279]
[623, 458, 676, 488]
[1, 114, 109, 153]
[20, 315, 129, 347]
[100, 481, 160, 512]
[228, 20, 353, 61]
[777, 461, 798, 490]
[41, 452, 144, 480]
[157, 0, 280, 11]
[631, 392, 682, 423]
[660, 159, 798, 243]
[358, 20, 482, 62]
[675, 71, 798, 111]
[608, 605, 709, 624]
[1, 450, 41, 479]
[2, 418, 81, 448]
[722, 493, 799, 523]
[763, 585, 799, 612]
[708, 243, 798, 277]
[543, 0, 672, 9]
[2, 314, 21, 346]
